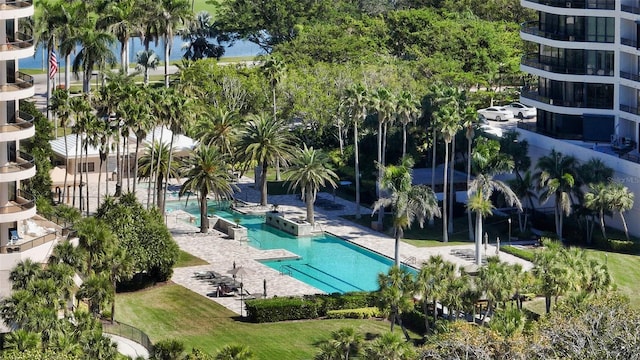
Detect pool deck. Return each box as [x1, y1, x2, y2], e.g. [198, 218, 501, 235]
[165, 177, 533, 316]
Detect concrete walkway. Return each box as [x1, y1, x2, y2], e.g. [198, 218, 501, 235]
[105, 334, 149, 359]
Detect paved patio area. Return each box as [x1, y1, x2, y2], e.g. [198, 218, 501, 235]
[163, 177, 532, 315]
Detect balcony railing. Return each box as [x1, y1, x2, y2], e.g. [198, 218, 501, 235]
[622, 4, 640, 14]
[621, 37, 639, 49]
[0, 150, 34, 174]
[1, 231, 56, 254]
[521, 54, 613, 76]
[0, 72, 34, 93]
[523, 0, 615, 9]
[620, 71, 640, 82]
[521, 90, 613, 109]
[0, 111, 34, 133]
[620, 104, 640, 116]
[0, 189, 35, 215]
[0, 32, 33, 52]
[521, 21, 614, 43]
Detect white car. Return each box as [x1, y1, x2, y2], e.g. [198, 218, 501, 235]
[503, 102, 537, 119]
[476, 115, 503, 137]
[477, 107, 514, 122]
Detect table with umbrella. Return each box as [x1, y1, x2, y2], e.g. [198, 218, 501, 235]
[227, 266, 254, 317]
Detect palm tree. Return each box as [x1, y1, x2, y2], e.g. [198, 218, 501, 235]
[49, 89, 72, 200]
[97, 0, 144, 74]
[180, 11, 225, 61]
[363, 331, 416, 360]
[462, 106, 478, 242]
[532, 241, 568, 313]
[9, 259, 42, 291]
[215, 344, 255, 360]
[584, 183, 611, 241]
[315, 327, 362, 360]
[239, 114, 295, 206]
[435, 106, 462, 242]
[74, 217, 116, 275]
[396, 91, 420, 158]
[370, 87, 396, 228]
[181, 145, 238, 233]
[76, 273, 113, 317]
[260, 54, 286, 180]
[508, 170, 538, 233]
[535, 150, 580, 240]
[137, 142, 181, 212]
[286, 145, 339, 226]
[106, 248, 134, 323]
[608, 182, 634, 241]
[415, 255, 455, 334]
[71, 20, 117, 93]
[135, 49, 160, 85]
[144, 0, 193, 87]
[4, 329, 41, 352]
[373, 157, 440, 265]
[343, 83, 369, 219]
[195, 108, 241, 161]
[121, 86, 153, 193]
[377, 266, 413, 341]
[478, 257, 513, 324]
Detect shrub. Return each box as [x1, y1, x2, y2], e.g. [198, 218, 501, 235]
[500, 245, 535, 262]
[608, 239, 638, 254]
[245, 297, 320, 323]
[326, 307, 381, 319]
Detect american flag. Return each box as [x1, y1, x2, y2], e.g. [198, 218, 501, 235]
[49, 50, 58, 79]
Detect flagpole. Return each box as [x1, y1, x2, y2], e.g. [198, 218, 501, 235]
[46, 46, 51, 121]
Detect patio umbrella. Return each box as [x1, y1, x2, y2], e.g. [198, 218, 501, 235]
[226, 266, 254, 317]
[263, 279, 267, 298]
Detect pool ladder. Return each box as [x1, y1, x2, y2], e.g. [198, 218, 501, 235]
[279, 266, 292, 276]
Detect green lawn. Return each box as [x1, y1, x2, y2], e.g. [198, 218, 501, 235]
[116, 284, 404, 359]
[175, 250, 208, 268]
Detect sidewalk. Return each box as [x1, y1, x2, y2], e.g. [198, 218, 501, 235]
[104, 334, 149, 359]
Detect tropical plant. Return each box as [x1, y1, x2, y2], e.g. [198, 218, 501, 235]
[377, 266, 414, 340]
[373, 157, 440, 265]
[343, 83, 369, 219]
[260, 54, 287, 180]
[239, 114, 295, 206]
[180, 11, 226, 61]
[315, 327, 363, 360]
[396, 91, 420, 158]
[608, 182, 634, 241]
[76, 272, 113, 316]
[370, 87, 396, 228]
[71, 18, 117, 93]
[180, 145, 238, 233]
[9, 259, 42, 291]
[74, 217, 116, 275]
[415, 255, 456, 333]
[584, 183, 612, 241]
[97, 0, 144, 73]
[135, 49, 160, 85]
[434, 105, 461, 242]
[286, 145, 339, 226]
[363, 331, 416, 360]
[215, 344, 255, 360]
[137, 142, 181, 213]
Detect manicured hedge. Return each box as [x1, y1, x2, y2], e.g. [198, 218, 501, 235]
[245, 292, 378, 323]
[608, 239, 638, 254]
[326, 307, 381, 319]
[500, 245, 535, 262]
[245, 297, 320, 323]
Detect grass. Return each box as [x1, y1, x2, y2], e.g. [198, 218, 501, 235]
[116, 284, 404, 359]
[175, 250, 208, 268]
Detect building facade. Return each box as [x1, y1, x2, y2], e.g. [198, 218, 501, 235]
[518, 0, 640, 146]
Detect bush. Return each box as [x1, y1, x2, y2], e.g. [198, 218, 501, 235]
[306, 292, 377, 316]
[608, 239, 638, 254]
[245, 297, 320, 323]
[326, 307, 381, 319]
[500, 245, 535, 262]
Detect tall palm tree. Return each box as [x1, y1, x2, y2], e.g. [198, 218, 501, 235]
[180, 145, 238, 233]
[239, 114, 295, 206]
[584, 183, 611, 241]
[370, 87, 396, 229]
[462, 106, 478, 242]
[195, 108, 241, 161]
[396, 91, 420, 158]
[415, 255, 455, 334]
[97, 0, 145, 74]
[121, 86, 153, 193]
[373, 157, 440, 265]
[69, 95, 92, 210]
[74, 217, 115, 275]
[105, 247, 134, 323]
[608, 182, 635, 241]
[286, 145, 339, 226]
[532, 241, 569, 314]
[71, 20, 117, 93]
[343, 83, 369, 219]
[261, 54, 287, 180]
[135, 49, 160, 85]
[180, 11, 225, 61]
[535, 150, 580, 240]
[50, 89, 72, 200]
[137, 142, 181, 212]
[508, 170, 538, 233]
[477, 257, 513, 325]
[143, 0, 193, 87]
[435, 106, 461, 242]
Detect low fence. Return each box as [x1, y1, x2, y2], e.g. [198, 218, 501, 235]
[102, 320, 153, 353]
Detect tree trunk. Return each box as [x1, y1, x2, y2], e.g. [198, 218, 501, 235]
[545, 295, 551, 314]
[376, 119, 384, 228]
[153, 127, 165, 207]
[475, 210, 483, 266]
[620, 212, 630, 241]
[111, 279, 116, 324]
[62, 128, 69, 203]
[354, 120, 361, 219]
[467, 135, 474, 241]
[422, 300, 430, 334]
[200, 193, 208, 233]
[442, 140, 450, 242]
[161, 135, 175, 217]
[402, 123, 407, 158]
[306, 189, 314, 226]
[599, 210, 607, 241]
[147, 132, 157, 209]
[394, 227, 403, 266]
[448, 136, 455, 235]
[260, 160, 268, 206]
[164, 38, 170, 88]
[115, 127, 122, 197]
[85, 145, 90, 215]
[97, 154, 103, 209]
[72, 134, 79, 207]
[65, 54, 71, 90]
[156, 173, 164, 215]
[133, 138, 141, 193]
[430, 128, 437, 227]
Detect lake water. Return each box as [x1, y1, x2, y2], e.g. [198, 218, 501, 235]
[20, 36, 263, 70]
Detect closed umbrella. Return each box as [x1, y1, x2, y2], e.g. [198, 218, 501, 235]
[226, 266, 254, 317]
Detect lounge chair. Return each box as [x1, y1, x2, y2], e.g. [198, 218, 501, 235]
[9, 229, 21, 245]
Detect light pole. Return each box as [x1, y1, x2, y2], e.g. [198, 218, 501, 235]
[508, 218, 512, 246]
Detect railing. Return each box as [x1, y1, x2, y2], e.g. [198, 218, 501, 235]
[622, 4, 640, 14]
[520, 90, 613, 109]
[620, 71, 640, 83]
[15, 72, 33, 89]
[0, 111, 34, 133]
[102, 321, 153, 353]
[279, 266, 292, 276]
[620, 104, 640, 116]
[0, 150, 34, 173]
[521, 54, 613, 76]
[521, 21, 614, 43]
[1, 231, 56, 253]
[517, 120, 584, 140]
[0, 32, 33, 51]
[0, 189, 34, 214]
[522, 0, 615, 9]
[621, 37, 638, 48]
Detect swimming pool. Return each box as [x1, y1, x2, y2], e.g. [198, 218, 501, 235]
[166, 201, 414, 293]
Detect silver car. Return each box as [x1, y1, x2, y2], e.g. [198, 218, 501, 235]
[503, 102, 537, 119]
[477, 107, 514, 122]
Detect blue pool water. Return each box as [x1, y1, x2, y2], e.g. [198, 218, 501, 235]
[166, 201, 415, 293]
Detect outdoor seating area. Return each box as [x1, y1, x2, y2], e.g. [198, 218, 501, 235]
[193, 271, 240, 297]
[450, 249, 487, 266]
[315, 197, 345, 210]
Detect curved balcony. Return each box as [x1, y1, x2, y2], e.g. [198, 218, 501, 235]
[521, 90, 613, 109]
[0, 32, 34, 61]
[0, 111, 34, 142]
[0, 189, 36, 223]
[0, 1, 34, 20]
[521, 54, 613, 76]
[622, 4, 640, 15]
[0, 72, 34, 102]
[521, 21, 614, 43]
[0, 150, 35, 182]
[522, 0, 614, 10]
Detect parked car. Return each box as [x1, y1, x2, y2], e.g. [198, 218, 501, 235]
[476, 115, 503, 137]
[503, 102, 537, 119]
[477, 106, 514, 121]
